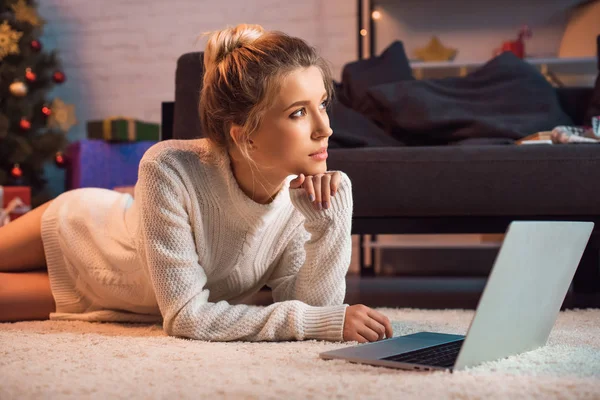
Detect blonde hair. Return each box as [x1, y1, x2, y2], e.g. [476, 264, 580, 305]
[199, 24, 333, 165]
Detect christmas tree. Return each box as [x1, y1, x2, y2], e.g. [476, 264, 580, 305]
[0, 0, 76, 207]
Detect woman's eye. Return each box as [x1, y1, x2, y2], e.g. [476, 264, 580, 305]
[290, 100, 329, 118]
[290, 108, 306, 118]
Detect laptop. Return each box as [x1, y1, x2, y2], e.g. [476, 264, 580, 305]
[320, 221, 594, 372]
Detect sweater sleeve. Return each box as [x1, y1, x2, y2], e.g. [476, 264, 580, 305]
[267, 171, 353, 307]
[136, 159, 347, 342]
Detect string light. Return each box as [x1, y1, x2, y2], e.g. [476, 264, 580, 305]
[371, 10, 381, 20]
[360, 29, 367, 36]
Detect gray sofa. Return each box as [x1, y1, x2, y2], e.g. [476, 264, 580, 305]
[161, 47, 600, 306]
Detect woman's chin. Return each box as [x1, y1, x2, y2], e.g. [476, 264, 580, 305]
[301, 163, 327, 176]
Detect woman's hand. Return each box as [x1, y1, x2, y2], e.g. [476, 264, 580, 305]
[290, 171, 342, 211]
[343, 304, 393, 343]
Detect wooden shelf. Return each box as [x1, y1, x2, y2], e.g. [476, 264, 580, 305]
[410, 56, 596, 70]
[362, 234, 504, 250]
[410, 56, 596, 83]
[366, 242, 502, 250]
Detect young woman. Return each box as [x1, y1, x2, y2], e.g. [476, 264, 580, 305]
[0, 24, 393, 343]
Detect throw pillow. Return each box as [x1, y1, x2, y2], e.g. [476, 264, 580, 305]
[340, 41, 413, 113]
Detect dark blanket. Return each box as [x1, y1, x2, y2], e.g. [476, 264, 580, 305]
[361, 52, 574, 146]
[329, 41, 413, 147]
[328, 95, 405, 148]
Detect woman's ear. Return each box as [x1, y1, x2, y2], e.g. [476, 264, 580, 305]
[229, 123, 244, 146]
[230, 124, 256, 152]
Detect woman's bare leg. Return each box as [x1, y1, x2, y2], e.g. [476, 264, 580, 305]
[0, 200, 52, 272]
[0, 271, 55, 321]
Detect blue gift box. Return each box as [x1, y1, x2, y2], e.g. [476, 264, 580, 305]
[66, 139, 156, 190]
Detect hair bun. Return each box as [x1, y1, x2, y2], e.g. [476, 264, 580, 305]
[204, 24, 265, 71]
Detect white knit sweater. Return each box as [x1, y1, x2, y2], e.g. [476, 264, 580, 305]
[41, 139, 353, 342]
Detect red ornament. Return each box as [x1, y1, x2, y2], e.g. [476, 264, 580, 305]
[11, 164, 23, 178]
[494, 25, 532, 59]
[41, 105, 52, 117]
[25, 68, 36, 83]
[30, 40, 42, 52]
[55, 152, 66, 168]
[19, 118, 31, 131]
[52, 71, 66, 84]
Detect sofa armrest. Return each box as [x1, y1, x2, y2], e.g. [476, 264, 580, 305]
[173, 52, 204, 140]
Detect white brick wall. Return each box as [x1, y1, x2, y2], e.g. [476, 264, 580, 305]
[39, 0, 357, 132]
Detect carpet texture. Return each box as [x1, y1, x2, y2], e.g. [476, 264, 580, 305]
[1, 308, 599, 399]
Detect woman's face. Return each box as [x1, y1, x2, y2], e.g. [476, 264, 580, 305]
[249, 66, 332, 178]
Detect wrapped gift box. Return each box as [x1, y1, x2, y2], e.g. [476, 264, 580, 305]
[87, 117, 160, 142]
[66, 139, 156, 190]
[0, 185, 31, 224]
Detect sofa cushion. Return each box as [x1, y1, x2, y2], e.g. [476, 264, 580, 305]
[340, 41, 413, 112]
[363, 52, 574, 146]
[326, 144, 600, 218]
[453, 137, 515, 146]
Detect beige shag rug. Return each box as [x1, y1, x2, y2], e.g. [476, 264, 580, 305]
[1, 308, 599, 400]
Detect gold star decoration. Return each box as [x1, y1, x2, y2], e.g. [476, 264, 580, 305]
[11, 0, 44, 27]
[0, 21, 23, 60]
[48, 98, 77, 132]
[413, 36, 457, 62]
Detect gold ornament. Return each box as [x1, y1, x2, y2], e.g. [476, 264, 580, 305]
[414, 36, 457, 62]
[11, 0, 43, 27]
[47, 98, 77, 132]
[9, 81, 28, 96]
[0, 21, 23, 60]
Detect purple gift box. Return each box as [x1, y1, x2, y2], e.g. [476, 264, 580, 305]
[66, 139, 156, 190]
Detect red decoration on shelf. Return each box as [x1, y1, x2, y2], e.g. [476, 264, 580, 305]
[30, 40, 42, 52]
[52, 71, 66, 84]
[494, 25, 532, 59]
[11, 164, 23, 178]
[25, 68, 36, 83]
[19, 118, 31, 131]
[41, 104, 52, 117]
[55, 152, 66, 168]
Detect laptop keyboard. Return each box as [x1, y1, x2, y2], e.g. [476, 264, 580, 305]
[381, 339, 464, 368]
